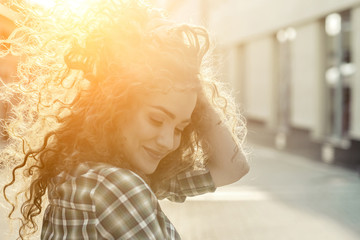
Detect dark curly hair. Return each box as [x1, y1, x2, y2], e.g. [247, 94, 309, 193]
[0, 0, 246, 239]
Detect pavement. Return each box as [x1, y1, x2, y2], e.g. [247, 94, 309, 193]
[160, 144, 360, 240]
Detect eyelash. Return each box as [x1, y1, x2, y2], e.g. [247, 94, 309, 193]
[150, 118, 163, 126]
[149, 117, 184, 135]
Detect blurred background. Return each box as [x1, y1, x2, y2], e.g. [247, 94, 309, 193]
[151, 0, 360, 166]
[1, 0, 360, 239]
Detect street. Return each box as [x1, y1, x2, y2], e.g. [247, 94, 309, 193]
[160, 144, 360, 240]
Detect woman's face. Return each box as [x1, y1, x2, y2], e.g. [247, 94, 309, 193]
[121, 89, 197, 174]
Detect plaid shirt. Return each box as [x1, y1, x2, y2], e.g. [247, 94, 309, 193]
[41, 162, 216, 239]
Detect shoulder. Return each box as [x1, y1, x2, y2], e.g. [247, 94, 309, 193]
[49, 162, 152, 210]
[55, 162, 153, 197]
[93, 163, 150, 192]
[85, 162, 156, 205]
[67, 162, 147, 187]
[49, 162, 156, 213]
[86, 163, 158, 219]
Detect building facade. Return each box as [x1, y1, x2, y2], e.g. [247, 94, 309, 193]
[157, 0, 360, 164]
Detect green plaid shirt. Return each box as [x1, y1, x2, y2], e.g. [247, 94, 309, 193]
[41, 162, 216, 239]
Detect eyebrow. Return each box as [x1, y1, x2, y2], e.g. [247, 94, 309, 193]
[151, 105, 191, 124]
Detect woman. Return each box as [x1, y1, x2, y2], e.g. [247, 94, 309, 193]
[1, 0, 249, 239]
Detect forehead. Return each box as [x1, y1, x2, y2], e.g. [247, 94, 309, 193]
[144, 89, 197, 120]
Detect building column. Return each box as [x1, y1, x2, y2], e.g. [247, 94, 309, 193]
[350, 7, 360, 140]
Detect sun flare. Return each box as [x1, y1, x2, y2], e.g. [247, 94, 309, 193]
[27, 0, 99, 16]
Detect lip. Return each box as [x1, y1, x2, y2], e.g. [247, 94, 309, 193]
[143, 146, 166, 160]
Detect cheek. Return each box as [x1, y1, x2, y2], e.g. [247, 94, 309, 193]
[134, 114, 158, 140]
[123, 114, 147, 143]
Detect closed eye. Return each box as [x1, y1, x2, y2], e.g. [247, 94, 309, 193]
[150, 117, 163, 126]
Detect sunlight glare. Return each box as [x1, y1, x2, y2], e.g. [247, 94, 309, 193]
[26, 0, 56, 9]
[27, 0, 98, 16]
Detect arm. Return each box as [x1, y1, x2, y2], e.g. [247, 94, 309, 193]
[206, 108, 250, 187]
[155, 168, 216, 202]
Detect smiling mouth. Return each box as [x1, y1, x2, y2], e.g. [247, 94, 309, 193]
[143, 147, 166, 160]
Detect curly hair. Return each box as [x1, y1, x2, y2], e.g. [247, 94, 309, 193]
[0, 0, 246, 239]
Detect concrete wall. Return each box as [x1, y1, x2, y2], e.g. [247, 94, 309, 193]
[209, 0, 360, 44]
[290, 22, 322, 130]
[165, 0, 203, 25]
[243, 36, 276, 122]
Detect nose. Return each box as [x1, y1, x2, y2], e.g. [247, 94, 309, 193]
[156, 127, 176, 151]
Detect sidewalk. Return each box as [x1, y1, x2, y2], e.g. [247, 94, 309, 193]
[160, 144, 360, 240]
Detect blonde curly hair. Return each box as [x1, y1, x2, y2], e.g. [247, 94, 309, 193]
[1, 0, 246, 239]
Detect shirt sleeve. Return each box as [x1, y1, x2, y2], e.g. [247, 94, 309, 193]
[156, 168, 217, 202]
[92, 168, 179, 240]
